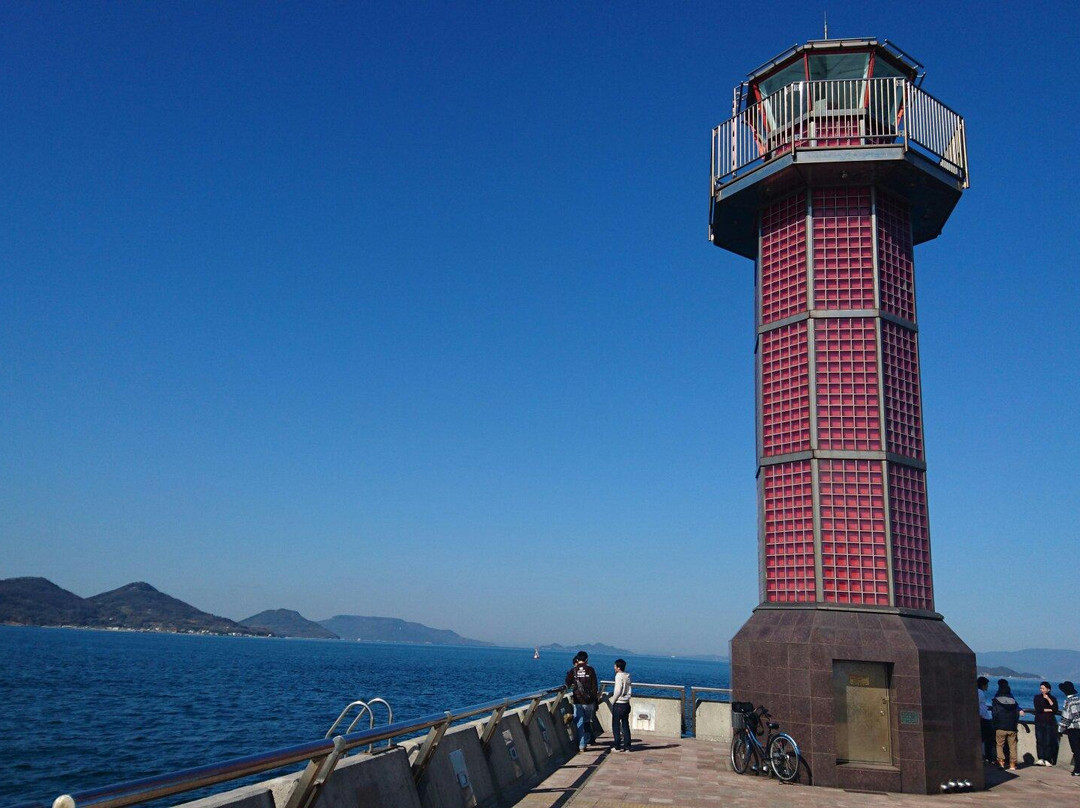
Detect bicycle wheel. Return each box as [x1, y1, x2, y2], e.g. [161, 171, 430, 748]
[731, 735, 752, 774]
[768, 734, 800, 782]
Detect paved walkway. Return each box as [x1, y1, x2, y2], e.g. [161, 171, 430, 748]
[517, 738, 1079, 808]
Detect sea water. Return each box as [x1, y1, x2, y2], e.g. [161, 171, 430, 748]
[0, 626, 729, 805]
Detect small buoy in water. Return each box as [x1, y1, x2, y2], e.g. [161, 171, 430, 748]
[54, 795, 76, 808]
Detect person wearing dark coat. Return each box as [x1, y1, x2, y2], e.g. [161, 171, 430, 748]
[1033, 681, 1059, 766]
[564, 651, 599, 752]
[991, 679, 1025, 770]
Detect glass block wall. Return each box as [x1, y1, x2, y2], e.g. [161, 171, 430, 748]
[756, 187, 934, 611]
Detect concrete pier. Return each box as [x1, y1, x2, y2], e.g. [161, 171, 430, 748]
[517, 738, 1078, 807]
[171, 698, 1075, 808]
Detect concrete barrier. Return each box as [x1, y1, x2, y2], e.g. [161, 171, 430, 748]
[514, 703, 563, 773]
[415, 723, 498, 808]
[315, 749, 423, 808]
[164, 691, 576, 808]
[1015, 723, 1075, 768]
[545, 696, 578, 754]
[175, 748, 421, 808]
[476, 713, 540, 803]
[595, 699, 613, 736]
[633, 696, 684, 739]
[595, 695, 683, 743]
[694, 700, 733, 742]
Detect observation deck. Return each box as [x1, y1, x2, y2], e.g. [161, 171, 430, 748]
[524, 738, 1078, 807]
[709, 39, 968, 258]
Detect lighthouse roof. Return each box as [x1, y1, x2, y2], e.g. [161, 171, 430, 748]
[745, 38, 922, 89]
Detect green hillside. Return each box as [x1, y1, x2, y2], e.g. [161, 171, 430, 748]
[241, 609, 338, 639]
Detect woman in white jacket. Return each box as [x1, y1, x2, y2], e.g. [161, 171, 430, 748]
[611, 659, 632, 752]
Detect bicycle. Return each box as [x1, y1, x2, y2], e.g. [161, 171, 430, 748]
[729, 702, 801, 782]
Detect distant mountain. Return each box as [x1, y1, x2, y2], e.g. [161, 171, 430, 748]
[977, 665, 1042, 679]
[540, 642, 634, 657]
[681, 654, 730, 663]
[318, 615, 492, 646]
[0, 577, 100, 626]
[0, 577, 269, 636]
[88, 582, 270, 635]
[977, 649, 1080, 683]
[241, 609, 338, 639]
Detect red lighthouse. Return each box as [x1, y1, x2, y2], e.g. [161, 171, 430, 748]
[711, 39, 980, 793]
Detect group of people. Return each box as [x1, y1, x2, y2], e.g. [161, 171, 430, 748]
[977, 676, 1080, 775]
[565, 651, 632, 753]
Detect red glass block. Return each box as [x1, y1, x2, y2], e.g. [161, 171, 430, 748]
[760, 193, 807, 324]
[876, 191, 916, 322]
[818, 459, 889, 605]
[763, 460, 816, 603]
[881, 321, 924, 460]
[812, 188, 874, 310]
[761, 322, 810, 456]
[889, 464, 934, 610]
[815, 319, 881, 451]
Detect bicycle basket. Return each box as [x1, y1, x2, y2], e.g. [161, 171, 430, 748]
[731, 711, 745, 730]
[731, 701, 755, 714]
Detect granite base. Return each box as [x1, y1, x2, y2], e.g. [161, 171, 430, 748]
[729, 605, 984, 794]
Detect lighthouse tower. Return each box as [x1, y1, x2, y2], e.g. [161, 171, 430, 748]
[710, 39, 980, 794]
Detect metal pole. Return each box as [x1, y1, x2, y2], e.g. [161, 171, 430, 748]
[411, 712, 453, 784]
[281, 736, 346, 808]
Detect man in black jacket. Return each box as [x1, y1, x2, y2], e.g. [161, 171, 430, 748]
[991, 679, 1025, 770]
[565, 651, 599, 752]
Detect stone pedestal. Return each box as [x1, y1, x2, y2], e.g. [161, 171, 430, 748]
[730, 605, 984, 794]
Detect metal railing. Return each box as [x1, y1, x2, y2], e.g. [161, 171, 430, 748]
[16, 687, 567, 808]
[689, 685, 732, 703]
[711, 77, 968, 191]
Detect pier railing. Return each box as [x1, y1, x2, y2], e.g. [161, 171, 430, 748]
[711, 77, 968, 191]
[16, 687, 567, 808]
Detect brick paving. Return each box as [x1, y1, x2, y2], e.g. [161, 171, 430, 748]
[519, 738, 1079, 808]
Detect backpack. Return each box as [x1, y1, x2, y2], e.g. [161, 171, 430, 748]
[573, 666, 597, 703]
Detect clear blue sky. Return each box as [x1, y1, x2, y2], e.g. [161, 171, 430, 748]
[2, 2, 1077, 656]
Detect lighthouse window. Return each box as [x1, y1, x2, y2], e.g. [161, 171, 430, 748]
[870, 58, 906, 80]
[807, 53, 869, 82]
[756, 59, 806, 100]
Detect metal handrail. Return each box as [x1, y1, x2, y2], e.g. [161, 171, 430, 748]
[689, 686, 732, 701]
[599, 680, 687, 693]
[360, 698, 394, 752]
[597, 680, 689, 736]
[711, 77, 968, 191]
[597, 679, 688, 702]
[20, 687, 566, 808]
[325, 700, 372, 738]
[366, 698, 393, 728]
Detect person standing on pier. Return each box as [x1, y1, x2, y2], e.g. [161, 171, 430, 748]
[991, 679, 1025, 770]
[1033, 681, 1059, 766]
[977, 676, 995, 764]
[610, 659, 632, 752]
[565, 651, 599, 752]
[1059, 681, 1080, 776]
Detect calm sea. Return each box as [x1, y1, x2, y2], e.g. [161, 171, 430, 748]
[0, 626, 730, 806]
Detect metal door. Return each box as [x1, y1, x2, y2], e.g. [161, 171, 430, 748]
[832, 661, 892, 764]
